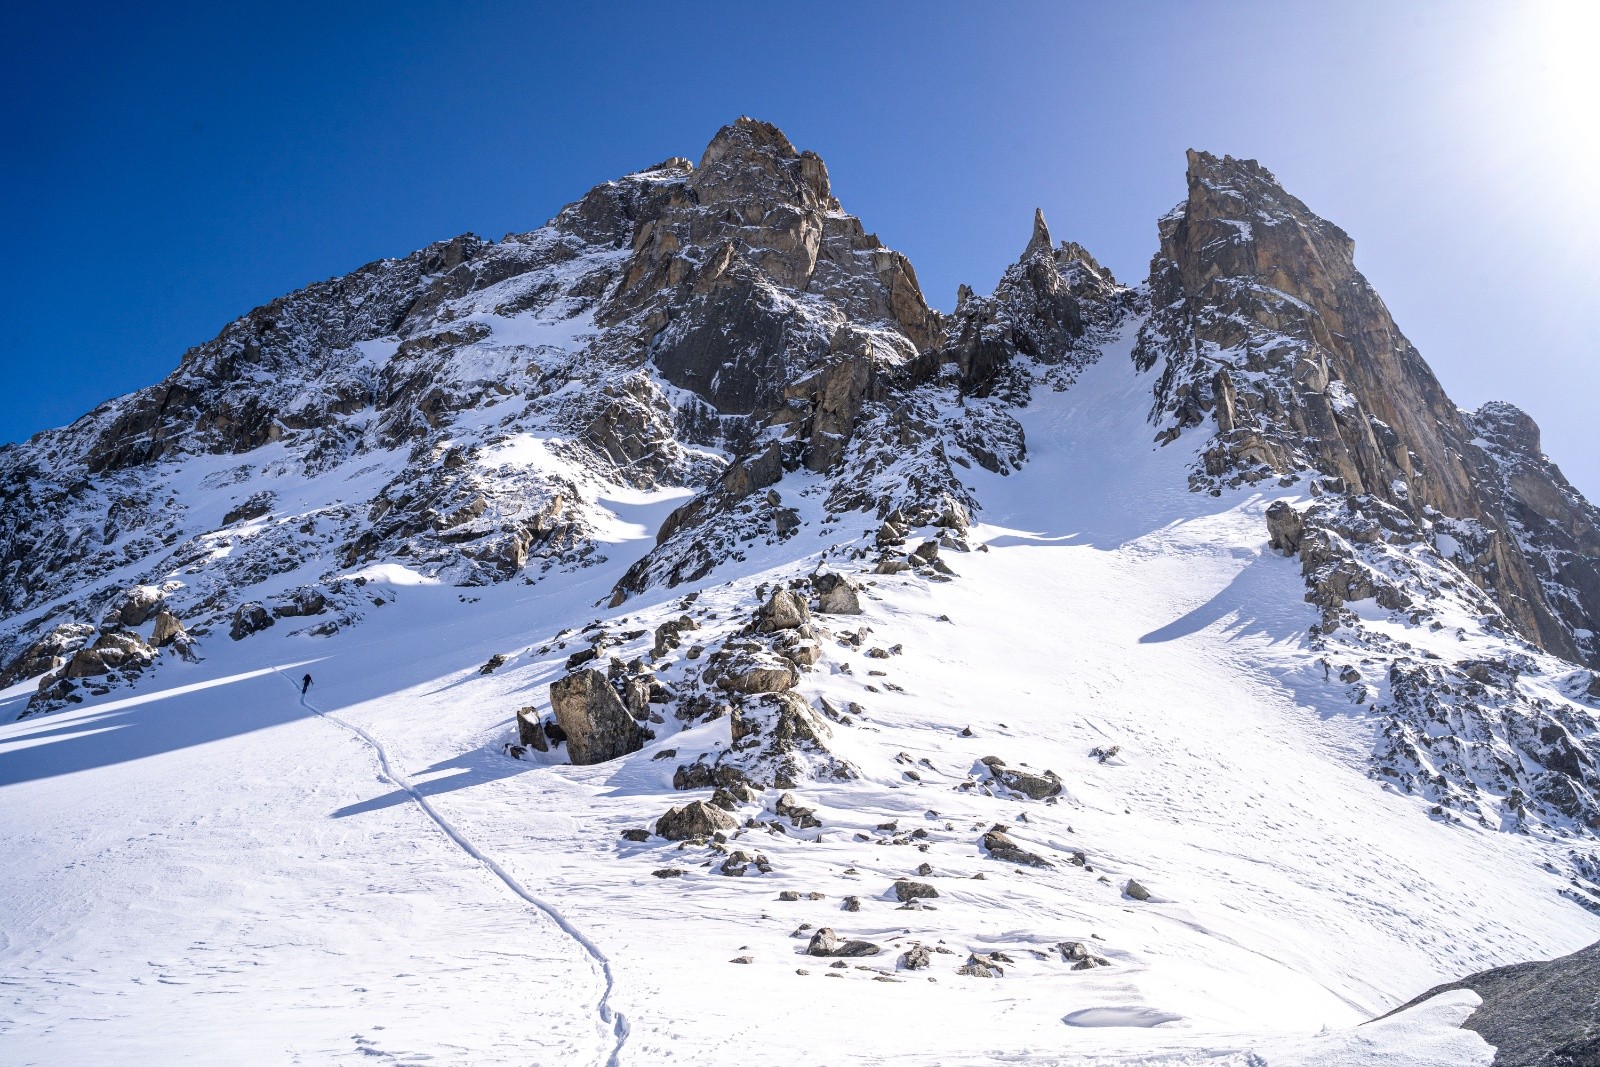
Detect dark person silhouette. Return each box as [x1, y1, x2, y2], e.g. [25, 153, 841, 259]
[301, 673, 313, 697]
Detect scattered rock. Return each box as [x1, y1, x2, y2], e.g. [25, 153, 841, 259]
[982, 828, 1053, 868]
[899, 945, 932, 970]
[892, 879, 939, 902]
[651, 868, 684, 879]
[729, 956, 754, 964]
[229, 602, 274, 641]
[957, 954, 1004, 978]
[479, 653, 508, 675]
[841, 896, 862, 912]
[1124, 879, 1152, 901]
[656, 800, 739, 841]
[621, 828, 650, 842]
[1089, 745, 1120, 764]
[1057, 941, 1111, 969]
[806, 928, 881, 958]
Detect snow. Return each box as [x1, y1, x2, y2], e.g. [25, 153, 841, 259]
[2, 324, 1595, 1065]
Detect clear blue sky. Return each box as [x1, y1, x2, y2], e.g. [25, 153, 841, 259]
[3, 1, 1596, 497]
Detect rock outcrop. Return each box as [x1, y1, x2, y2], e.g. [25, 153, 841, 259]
[1384, 940, 1600, 1067]
[549, 668, 645, 765]
[1135, 149, 1591, 667]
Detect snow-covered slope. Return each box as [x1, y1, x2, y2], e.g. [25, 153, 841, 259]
[3, 122, 1598, 1065]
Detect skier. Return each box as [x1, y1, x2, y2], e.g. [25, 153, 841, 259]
[301, 673, 313, 697]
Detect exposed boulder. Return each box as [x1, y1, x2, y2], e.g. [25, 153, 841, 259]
[1265, 500, 1304, 555]
[979, 756, 1063, 799]
[550, 668, 645, 764]
[150, 611, 186, 647]
[655, 800, 738, 841]
[813, 572, 863, 615]
[892, 879, 939, 902]
[981, 827, 1052, 868]
[1124, 879, 1152, 901]
[756, 587, 811, 632]
[229, 602, 274, 641]
[515, 706, 549, 751]
[805, 928, 881, 958]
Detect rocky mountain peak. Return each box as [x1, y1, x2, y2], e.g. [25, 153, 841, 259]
[694, 116, 835, 211]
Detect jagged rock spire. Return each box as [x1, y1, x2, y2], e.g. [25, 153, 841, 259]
[1023, 207, 1053, 259]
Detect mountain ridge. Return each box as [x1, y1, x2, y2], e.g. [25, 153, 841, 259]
[2, 116, 1598, 1065]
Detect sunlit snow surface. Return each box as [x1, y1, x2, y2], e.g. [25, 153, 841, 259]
[2, 327, 1593, 1064]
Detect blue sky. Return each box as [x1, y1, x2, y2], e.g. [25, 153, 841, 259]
[3, 0, 1596, 496]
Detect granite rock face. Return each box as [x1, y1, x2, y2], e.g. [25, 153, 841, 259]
[1135, 149, 1594, 668]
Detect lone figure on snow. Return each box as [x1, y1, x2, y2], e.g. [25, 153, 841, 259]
[301, 673, 313, 697]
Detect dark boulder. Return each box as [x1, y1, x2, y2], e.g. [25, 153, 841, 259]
[806, 927, 881, 958]
[655, 800, 738, 841]
[550, 668, 645, 764]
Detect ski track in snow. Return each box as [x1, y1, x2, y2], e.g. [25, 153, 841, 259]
[265, 665, 629, 1067]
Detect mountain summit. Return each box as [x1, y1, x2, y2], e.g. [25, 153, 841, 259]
[1, 121, 1597, 1064]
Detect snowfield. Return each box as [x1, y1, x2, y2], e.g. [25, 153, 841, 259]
[2, 329, 1594, 1065]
